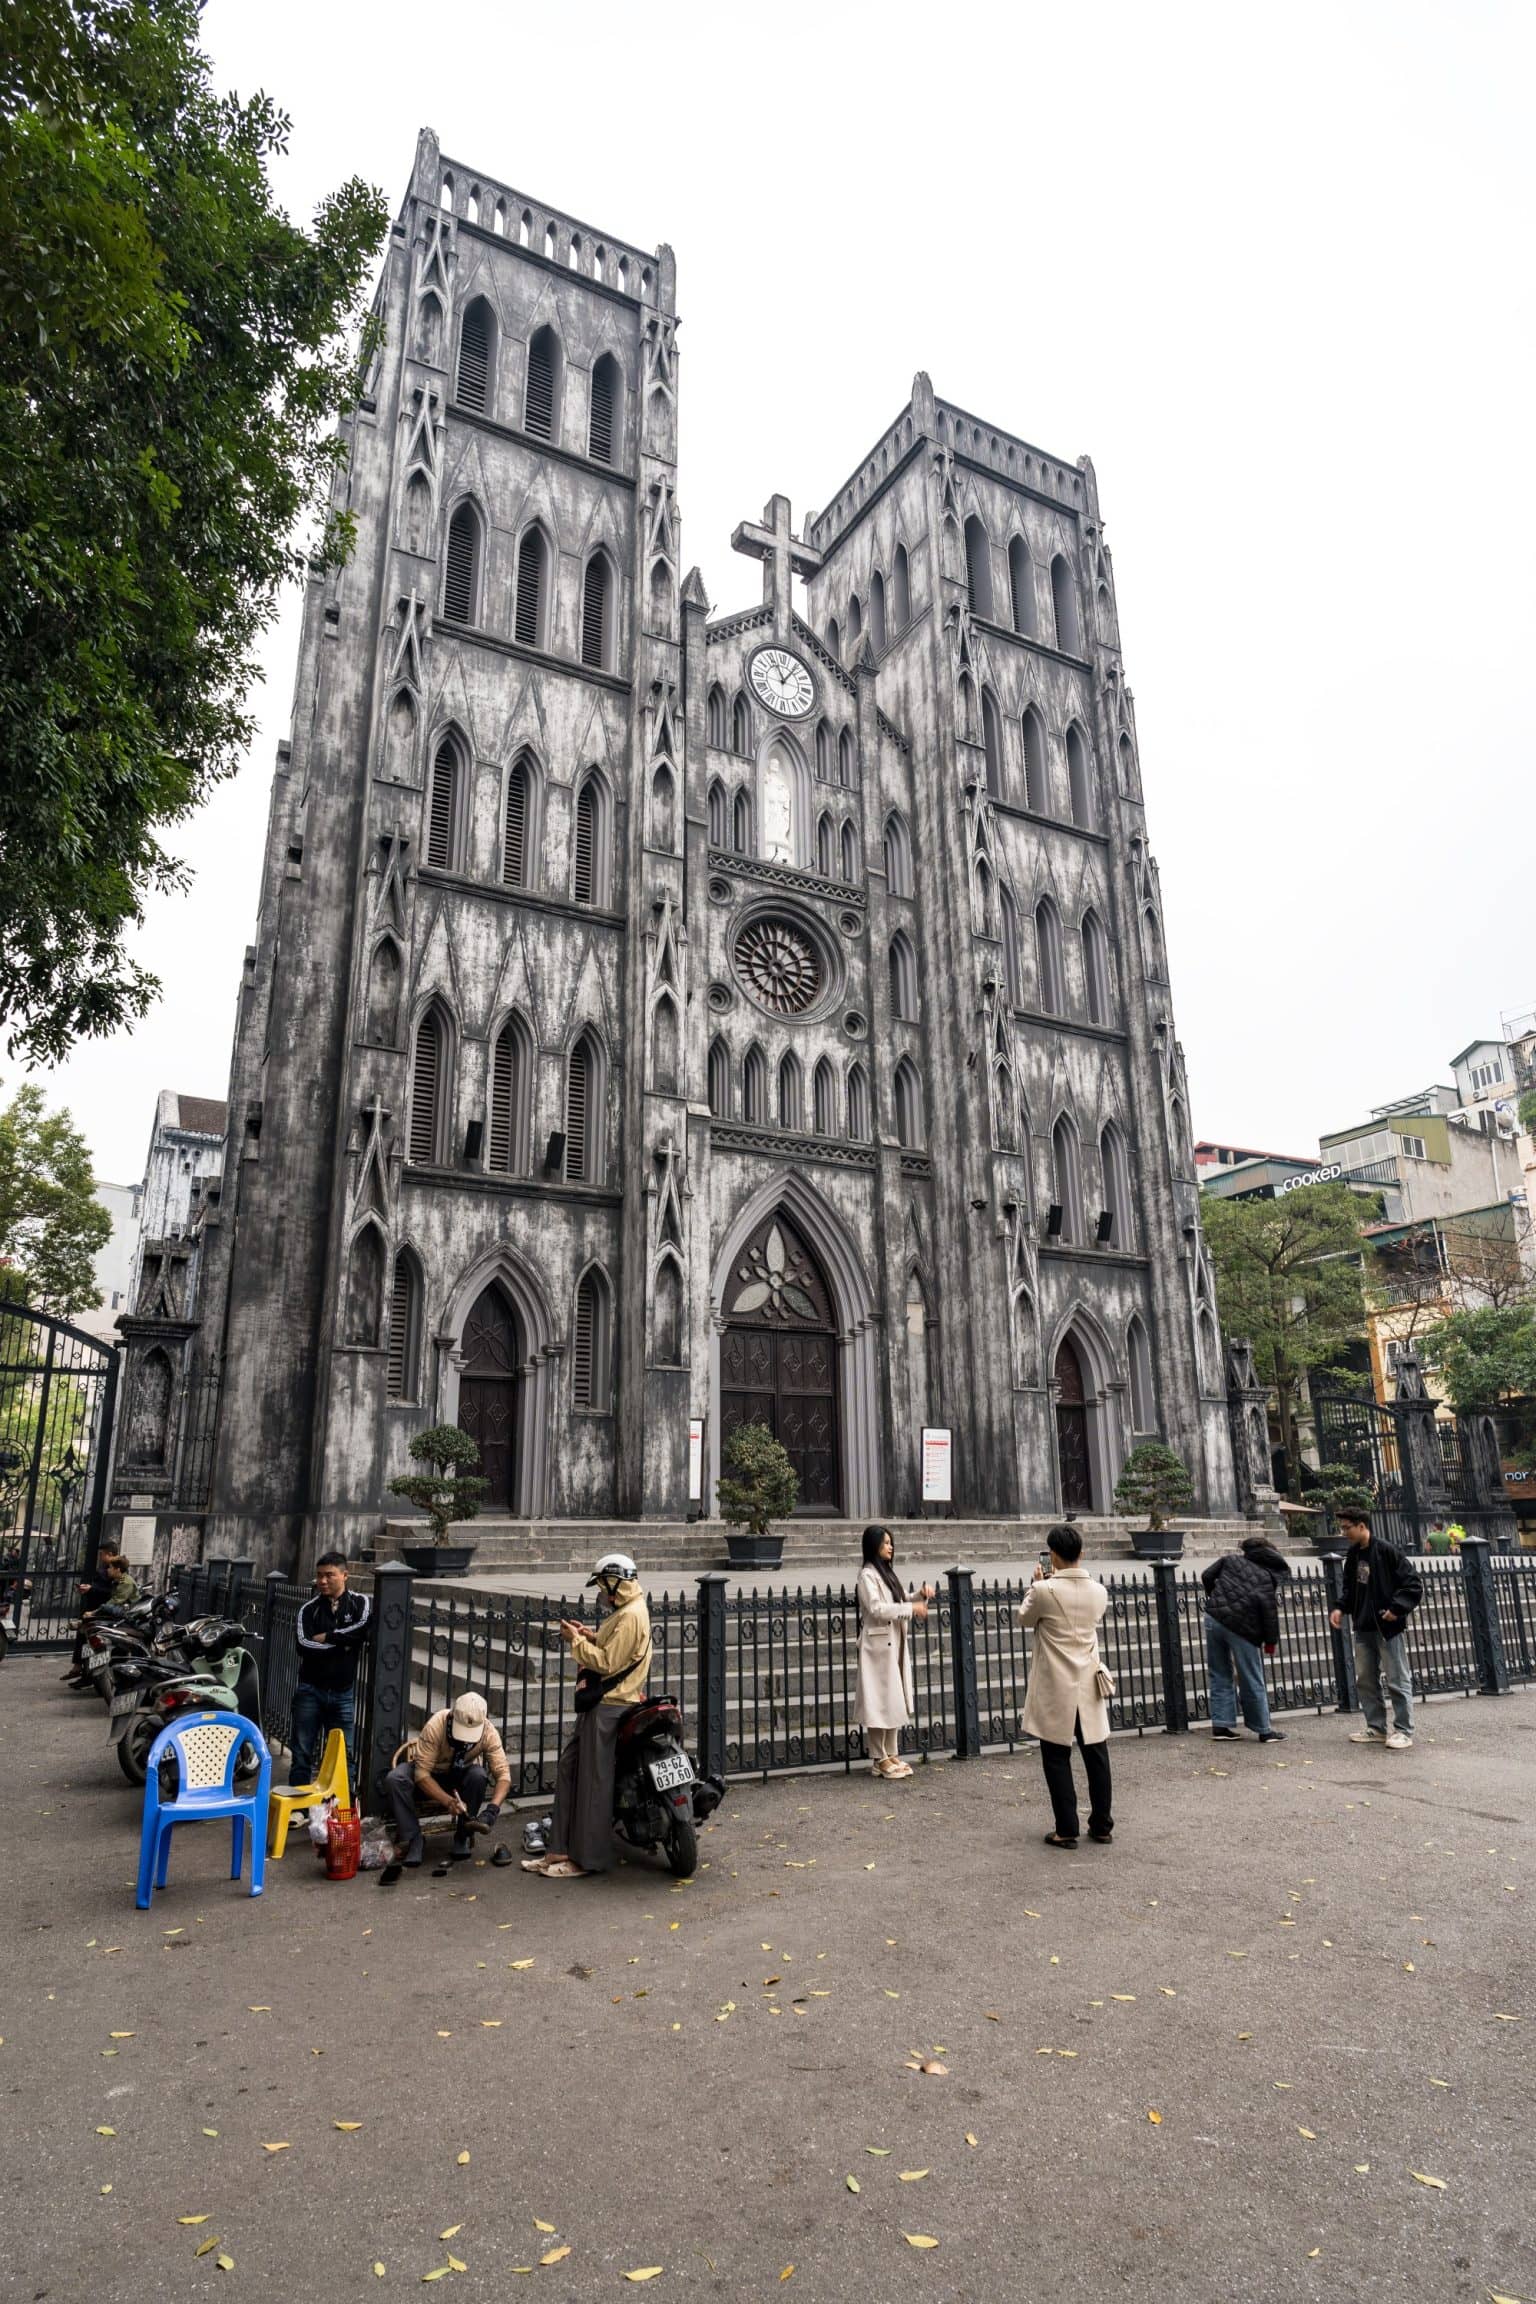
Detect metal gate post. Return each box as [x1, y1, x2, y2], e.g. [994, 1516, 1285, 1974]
[259, 1569, 284, 1682]
[694, 1572, 728, 1782]
[1322, 1553, 1357, 1711]
[82, 1344, 119, 1587]
[1458, 1537, 1509, 1696]
[946, 1567, 982, 1757]
[359, 1561, 416, 1810]
[1151, 1560, 1190, 1732]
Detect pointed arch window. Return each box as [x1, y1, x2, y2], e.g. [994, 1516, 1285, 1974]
[894, 1057, 924, 1149]
[573, 773, 610, 907]
[426, 735, 462, 871]
[816, 811, 834, 876]
[869, 570, 887, 654]
[993, 1060, 1018, 1150]
[707, 1036, 730, 1117]
[974, 856, 995, 938]
[456, 297, 494, 413]
[742, 1044, 770, 1126]
[1022, 706, 1048, 813]
[1012, 1284, 1039, 1389]
[883, 810, 913, 897]
[847, 593, 863, 651]
[838, 728, 855, 786]
[565, 1030, 606, 1182]
[1051, 1115, 1083, 1241]
[826, 616, 840, 658]
[964, 514, 994, 618]
[442, 501, 482, 625]
[503, 752, 534, 887]
[1128, 1315, 1155, 1433]
[1008, 535, 1036, 636]
[514, 525, 549, 649]
[654, 1254, 683, 1366]
[409, 1006, 449, 1165]
[387, 1248, 423, 1401]
[1082, 908, 1110, 1025]
[345, 1224, 386, 1347]
[1169, 1093, 1188, 1173]
[813, 1057, 836, 1137]
[1066, 722, 1095, 829]
[1143, 906, 1167, 981]
[572, 1266, 612, 1409]
[889, 929, 918, 1020]
[366, 935, 403, 1049]
[891, 542, 911, 633]
[1050, 553, 1081, 653]
[581, 551, 614, 670]
[1100, 1120, 1132, 1248]
[847, 1060, 871, 1142]
[777, 1051, 802, 1132]
[707, 684, 728, 748]
[708, 778, 728, 846]
[732, 789, 752, 855]
[840, 819, 858, 882]
[489, 1012, 533, 1175]
[815, 719, 832, 780]
[589, 352, 620, 464]
[981, 687, 1003, 797]
[1000, 887, 1022, 1005]
[525, 324, 562, 441]
[652, 992, 679, 1096]
[649, 763, 675, 853]
[1035, 897, 1065, 1015]
[731, 692, 751, 754]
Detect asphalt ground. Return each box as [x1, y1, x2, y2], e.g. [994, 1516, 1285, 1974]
[2, 1656, 1532, 2304]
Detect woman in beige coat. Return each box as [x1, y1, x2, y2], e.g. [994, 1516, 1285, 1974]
[855, 1526, 934, 1780]
[1017, 1522, 1114, 1847]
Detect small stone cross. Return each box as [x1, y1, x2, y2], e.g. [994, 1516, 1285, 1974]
[730, 493, 823, 628]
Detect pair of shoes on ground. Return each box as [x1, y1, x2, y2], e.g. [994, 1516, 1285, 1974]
[1043, 1828, 1113, 1850]
[873, 1757, 913, 1780]
[1349, 1726, 1413, 1749]
[518, 1856, 587, 1878]
[1211, 1727, 1286, 1743]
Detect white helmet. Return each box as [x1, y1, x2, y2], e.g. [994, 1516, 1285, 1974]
[587, 1551, 637, 1590]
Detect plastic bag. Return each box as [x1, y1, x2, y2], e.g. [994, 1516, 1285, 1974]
[308, 1795, 338, 1853]
[358, 1818, 395, 1871]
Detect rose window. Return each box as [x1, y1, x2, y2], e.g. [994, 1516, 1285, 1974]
[734, 917, 822, 1016]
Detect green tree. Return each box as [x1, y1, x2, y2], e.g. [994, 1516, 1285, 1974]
[1113, 1440, 1195, 1532]
[1201, 1182, 1370, 1489]
[716, 1422, 798, 1536]
[1518, 1086, 1536, 1137]
[0, 1082, 112, 1313]
[1420, 1304, 1536, 1416]
[387, 1424, 490, 1544]
[0, 1, 386, 1061]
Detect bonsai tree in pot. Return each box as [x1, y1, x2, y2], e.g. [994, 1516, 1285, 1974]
[1114, 1441, 1196, 1559]
[387, 1424, 489, 1578]
[716, 1422, 797, 1571]
[1298, 1463, 1374, 1555]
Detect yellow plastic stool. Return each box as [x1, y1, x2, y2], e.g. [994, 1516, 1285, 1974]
[268, 1727, 352, 1856]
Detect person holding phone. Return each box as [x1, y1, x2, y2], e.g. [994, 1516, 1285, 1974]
[1017, 1523, 1114, 1848]
[855, 1525, 933, 1780]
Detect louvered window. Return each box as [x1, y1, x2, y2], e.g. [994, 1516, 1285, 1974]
[442, 503, 479, 626]
[427, 742, 457, 870]
[565, 1039, 592, 1180]
[581, 556, 610, 669]
[503, 759, 528, 886]
[456, 299, 492, 412]
[514, 528, 546, 648]
[708, 781, 727, 845]
[731, 693, 750, 753]
[589, 355, 616, 464]
[410, 1012, 443, 1164]
[572, 1269, 609, 1408]
[573, 1277, 595, 1405]
[525, 327, 557, 440]
[387, 1254, 419, 1401]
[573, 781, 597, 905]
[489, 1018, 526, 1174]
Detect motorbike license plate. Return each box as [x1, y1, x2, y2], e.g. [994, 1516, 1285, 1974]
[648, 1752, 694, 1793]
[109, 1689, 138, 1718]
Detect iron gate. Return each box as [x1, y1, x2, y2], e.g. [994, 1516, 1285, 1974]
[1314, 1387, 1422, 1548]
[0, 1302, 119, 1649]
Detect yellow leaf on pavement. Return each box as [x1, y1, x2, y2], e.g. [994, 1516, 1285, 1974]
[1111, 1995, 1137, 2003]
[95, 2126, 115, 2137]
[1410, 2171, 1447, 2189]
[1298, 2128, 1316, 2140]
[178, 2215, 212, 2225]
[866, 2148, 890, 2156]
[540, 2245, 572, 2265]
[845, 2175, 861, 2193]
[334, 2122, 363, 2133]
[439, 2226, 462, 2241]
[216, 2256, 235, 2273]
[261, 2141, 291, 2154]
[456, 2151, 470, 2166]
[898, 2171, 929, 2182]
[422, 2272, 450, 2285]
[1354, 2164, 1370, 2173]
[202, 2128, 219, 2138]
[623, 2274, 664, 2284]
[446, 2258, 467, 2274]
[1147, 2110, 1163, 2125]
[533, 2220, 556, 2233]
[780, 2269, 795, 2281]
[480, 2020, 502, 2029]
[917, 2059, 947, 2075]
[903, 2235, 939, 2249]
[1159, 1989, 1176, 1998]
[194, 2237, 220, 2258]
[509, 1960, 536, 1970]
[965, 2134, 978, 2148]
[109, 2031, 135, 2039]
[373, 2268, 386, 2279]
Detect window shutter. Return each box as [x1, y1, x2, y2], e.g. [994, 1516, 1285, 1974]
[503, 763, 527, 886]
[565, 1043, 589, 1180]
[387, 1257, 413, 1398]
[514, 531, 544, 647]
[525, 332, 555, 439]
[589, 360, 614, 463]
[581, 558, 608, 669]
[427, 745, 455, 870]
[457, 302, 491, 412]
[573, 1274, 595, 1406]
[442, 507, 476, 625]
[410, 1015, 441, 1164]
[573, 784, 596, 905]
[489, 1025, 515, 1173]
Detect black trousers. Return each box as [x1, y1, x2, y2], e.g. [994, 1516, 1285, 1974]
[383, 1761, 489, 1861]
[1038, 1712, 1113, 1839]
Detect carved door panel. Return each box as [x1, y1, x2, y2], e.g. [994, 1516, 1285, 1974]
[720, 1213, 841, 1513]
[1054, 1336, 1092, 1510]
[458, 1283, 521, 1510]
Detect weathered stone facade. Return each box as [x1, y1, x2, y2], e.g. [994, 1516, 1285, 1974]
[195, 129, 1236, 1572]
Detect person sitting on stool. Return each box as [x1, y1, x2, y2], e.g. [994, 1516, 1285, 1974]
[380, 1692, 512, 1883]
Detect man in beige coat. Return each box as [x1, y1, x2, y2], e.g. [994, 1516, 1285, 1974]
[1017, 1523, 1113, 1848]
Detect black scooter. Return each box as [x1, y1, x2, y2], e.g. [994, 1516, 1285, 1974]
[525, 1696, 722, 1877]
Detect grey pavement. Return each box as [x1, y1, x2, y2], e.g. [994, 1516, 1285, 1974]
[2, 1653, 1533, 2304]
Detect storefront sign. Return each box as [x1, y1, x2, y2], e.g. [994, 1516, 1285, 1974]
[1276, 1162, 1343, 1195]
[920, 1427, 952, 1504]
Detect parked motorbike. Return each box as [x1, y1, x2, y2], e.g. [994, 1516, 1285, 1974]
[108, 1617, 263, 1788]
[76, 1595, 180, 1699]
[523, 1697, 722, 1877]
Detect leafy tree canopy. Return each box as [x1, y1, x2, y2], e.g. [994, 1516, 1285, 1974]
[0, 1, 386, 1060]
[1420, 1304, 1536, 1416]
[387, 1423, 489, 1542]
[0, 1080, 111, 1313]
[1113, 1440, 1195, 1532]
[716, 1422, 798, 1536]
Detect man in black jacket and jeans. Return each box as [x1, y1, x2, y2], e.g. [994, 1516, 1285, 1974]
[290, 1553, 370, 1801]
[1201, 1537, 1291, 1741]
[1328, 1509, 1421, 1750]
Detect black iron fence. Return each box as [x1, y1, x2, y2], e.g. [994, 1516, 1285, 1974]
[0, 1301, 118, 1648]
[335, 1544, 1536, 1809]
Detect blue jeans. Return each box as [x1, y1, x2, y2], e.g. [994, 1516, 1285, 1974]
[288, 1682, 356, 1790]
[1353, 1626, 1413, 1736]
[1204, 1615, 1273, 1733]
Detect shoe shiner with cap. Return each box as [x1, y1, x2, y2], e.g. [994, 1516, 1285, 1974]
[379, 1692, 512, 1883]
[523, 1552, 651, 1880]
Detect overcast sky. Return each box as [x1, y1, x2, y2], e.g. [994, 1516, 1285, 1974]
[29, 0, 1535, 1184]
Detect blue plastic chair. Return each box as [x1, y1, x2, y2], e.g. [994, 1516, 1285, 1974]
[136, 1710, 272, 1909]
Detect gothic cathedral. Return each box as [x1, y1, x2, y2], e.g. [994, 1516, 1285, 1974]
[194, 131, 1238, 1569]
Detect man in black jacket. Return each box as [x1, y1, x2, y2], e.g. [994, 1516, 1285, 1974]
[290, 1553, 370, 1801]
[1201, 1536, 1291, 1741]
[1328, 1509, 1420, 1749]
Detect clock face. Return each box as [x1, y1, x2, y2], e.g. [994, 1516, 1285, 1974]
[749, 646, 815, 718]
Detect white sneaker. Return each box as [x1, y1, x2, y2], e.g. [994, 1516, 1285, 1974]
[1347, 1728, 1385, 1743]
[1385, 1731, 1413, 1751]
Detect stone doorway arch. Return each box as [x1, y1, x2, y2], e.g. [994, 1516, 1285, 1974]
[720, 1210, 839, 1512]
[1048, 1311, 1122, 1514]
[437, 1248, 557, 1516]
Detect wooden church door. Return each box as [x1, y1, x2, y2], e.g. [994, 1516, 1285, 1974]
[1054, 1335, 1093, 1511]
[720, 1212, 839, 1512]
[458, 1283, 521, 1511]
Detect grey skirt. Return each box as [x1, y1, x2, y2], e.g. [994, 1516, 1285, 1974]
[550, 1701, 624, 1873]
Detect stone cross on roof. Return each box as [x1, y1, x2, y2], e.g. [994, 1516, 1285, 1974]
[730, 493, 823, 629]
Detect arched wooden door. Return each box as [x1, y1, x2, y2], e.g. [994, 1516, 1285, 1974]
[721, 1211, 839, 1512]
[458, 1283, 522, 1510]
[1055, 1335, 1092, 1511]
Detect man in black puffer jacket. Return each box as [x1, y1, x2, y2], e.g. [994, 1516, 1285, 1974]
[1201, 1536, 1291, 1742]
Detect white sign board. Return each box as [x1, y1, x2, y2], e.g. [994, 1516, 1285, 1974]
[920, 1427, 953, 1504]
[1275, 1161, 1343, 1195]
[119, 1514, 157, 1567]
[687, 1417, 704, 1502]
